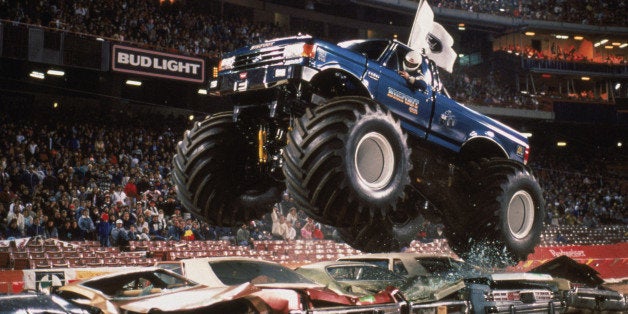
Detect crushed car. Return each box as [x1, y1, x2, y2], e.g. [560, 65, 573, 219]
[54, 265, 410, 313]
[530, 255, 627, 313]
[0, 291, 99, 314]
[338, 252, 485, 280]
[294, 260, 407, 297]
[463, 272, 566, 314]
[155, 256, 470, 313]
[54, 267, 267, 313]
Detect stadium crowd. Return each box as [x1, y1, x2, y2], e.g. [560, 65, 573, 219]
[0, 100, 342, 247]
[0, 0, 286, 59]
[0, 99, 624, 247]
[432, 0, 626, 27]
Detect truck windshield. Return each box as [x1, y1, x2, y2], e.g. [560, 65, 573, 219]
[338, 40, 389, 61]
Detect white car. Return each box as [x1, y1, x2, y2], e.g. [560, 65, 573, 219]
[155, 256, 321, 289]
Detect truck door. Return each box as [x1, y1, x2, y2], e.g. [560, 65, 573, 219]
[376, 44, 434, 139]
[426, 59, 468, 153]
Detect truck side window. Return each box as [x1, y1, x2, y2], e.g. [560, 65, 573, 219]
[385, 46, 412, 72]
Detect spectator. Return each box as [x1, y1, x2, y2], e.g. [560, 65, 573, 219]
[44, 219, 59, 239]
[110, 219, 129, 247]
[284, 220, 297, 241]
[26, 216, 45, 237]
[301, 218, 314, 240]
[98, 214, 114, 247]
[149, 214, 166, 240]
[236, 222, 253, 247]
[5, 218, 23, 239]
[312, 224, 325, 240]
[286, 207, 298, 227]
[167, 219, 183, 241]
[138, 227, 151, 242]
[78, 208, 96, 240]
[58, 220, 73, 241]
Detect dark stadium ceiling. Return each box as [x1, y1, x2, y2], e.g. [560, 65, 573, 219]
[0, 58, 226, 115]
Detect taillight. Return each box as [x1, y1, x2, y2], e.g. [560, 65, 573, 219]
[523, 147, 530, 165]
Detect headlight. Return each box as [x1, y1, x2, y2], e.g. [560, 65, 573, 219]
[284, 43, 315, 59]
[219, 56, 235, 71]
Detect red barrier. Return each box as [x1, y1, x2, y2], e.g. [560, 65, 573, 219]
[11, 281, 24, 293]
[0, 270, 25, 294]
[514, 243, 628, 281]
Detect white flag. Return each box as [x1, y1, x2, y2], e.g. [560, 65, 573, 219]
[408, 0, 457, 73]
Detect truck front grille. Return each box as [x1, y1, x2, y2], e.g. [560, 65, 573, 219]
[233, 47, 285, 71]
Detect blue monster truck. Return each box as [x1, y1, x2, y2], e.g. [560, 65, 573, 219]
[172, 36, 545, 264]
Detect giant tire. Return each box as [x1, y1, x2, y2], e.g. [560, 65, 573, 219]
[172, 112, 273, 225]
[283, 96, 416, 252]
[443, 159, 545, 266]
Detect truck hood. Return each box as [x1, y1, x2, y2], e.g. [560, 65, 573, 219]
[223, 35, 315, 58]
[456, 100, 529, 148]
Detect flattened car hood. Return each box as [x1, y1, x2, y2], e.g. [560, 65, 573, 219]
[529, 255, 604, 287]
[120, 283, 260, 312]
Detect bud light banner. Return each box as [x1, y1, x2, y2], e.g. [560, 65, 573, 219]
[112, 45, 205, 83]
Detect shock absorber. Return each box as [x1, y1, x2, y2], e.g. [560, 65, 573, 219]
[258, 125, 268, 164]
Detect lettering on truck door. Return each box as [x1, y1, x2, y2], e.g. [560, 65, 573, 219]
[377, 44, 433, 139]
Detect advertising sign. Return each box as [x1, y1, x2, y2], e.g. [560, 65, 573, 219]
[112, 45, 205, 83]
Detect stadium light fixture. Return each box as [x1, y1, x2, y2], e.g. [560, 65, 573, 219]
[594, 42, 602, 48]
[604, 45, 613, 49]
[581, 76, 590, 81]
[615, 83, 621, 90]
[574, 36, 584, 40]
[620, 43, 628, 48]
[525, 32, 535, 36]
[197, 88, 208, 95]
[53, 102, 59, 109]
[618, 142, 623, 148]
[29, 71, 45, 79]
[126, 80, 142, 86]
[612, 42, 621, 46]
[600, 39, 608, 44]
[458, 23, 465, 31]
[556, 141, 567, 147]
[188, 115, 194, 121]
[47, 69, 65, 76]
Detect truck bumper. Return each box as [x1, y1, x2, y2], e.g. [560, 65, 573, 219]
[209, 64, 304, 96]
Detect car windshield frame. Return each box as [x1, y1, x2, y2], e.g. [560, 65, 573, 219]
[81, 269, 198, 297]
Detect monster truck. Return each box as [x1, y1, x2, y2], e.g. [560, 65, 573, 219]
[172, 35, 545, 265]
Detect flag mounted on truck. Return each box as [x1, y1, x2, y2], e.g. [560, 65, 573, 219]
[408, 0, 457, 73]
